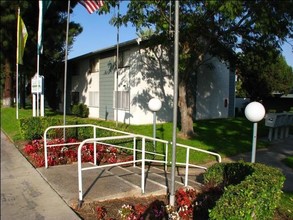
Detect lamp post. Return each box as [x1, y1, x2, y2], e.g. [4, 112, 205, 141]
[148, 98, 162, 152]
[244, 101, 266, 163]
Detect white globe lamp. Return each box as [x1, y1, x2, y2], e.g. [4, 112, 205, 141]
[245, 102, 266, 122]
[244, 101, 266, 163]
[148, 98, 162, 112]
[148, 98, 162, 152]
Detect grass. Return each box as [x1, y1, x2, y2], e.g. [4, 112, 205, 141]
[1, 106, 269, 165]
[282, 155, 293, 169]
[1, 106, 292, 218]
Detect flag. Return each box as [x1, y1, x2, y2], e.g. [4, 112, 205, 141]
[17, 13, 28, 64]
[38, 0, 51, 55]
[79, 0, 104, 14]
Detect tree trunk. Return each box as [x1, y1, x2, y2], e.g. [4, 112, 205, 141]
[178, 80, 195, 138]
[2, 59, 13, 107]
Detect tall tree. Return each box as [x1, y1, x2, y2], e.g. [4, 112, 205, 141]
[0, 0, 82, 109]
[102, 0, 293, 137]
[238, 45, 293, 100]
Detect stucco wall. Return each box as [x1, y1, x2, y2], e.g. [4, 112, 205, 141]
[196, 57, 230, 119]
[68, 41, 234, 125]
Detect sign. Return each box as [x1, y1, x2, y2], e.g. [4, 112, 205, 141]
[31, 75, 44, 94]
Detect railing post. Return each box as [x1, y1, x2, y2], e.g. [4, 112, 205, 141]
[133, 137, 136, 167]
[93, 126, 97, 165]
[165, 143, 168, 171]
[185, 148, 190, 186]
[141, 137, 145, 194]
[78, 141, 83, 204]
[44, 129, 48, 168]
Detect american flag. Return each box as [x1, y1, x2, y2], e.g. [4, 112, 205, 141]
[79, 0, 104, 14]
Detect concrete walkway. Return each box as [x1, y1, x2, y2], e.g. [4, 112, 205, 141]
[1, 131, 81, 220]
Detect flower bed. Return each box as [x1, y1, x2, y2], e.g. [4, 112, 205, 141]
[23, 138, 134, 168]
[73, 187, 198, 220]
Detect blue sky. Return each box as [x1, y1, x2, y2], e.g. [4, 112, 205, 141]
[69, 3, 293, 68]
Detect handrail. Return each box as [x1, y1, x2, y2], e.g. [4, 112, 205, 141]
[175, 142, 222, 186]
[43, 124, 222, 204]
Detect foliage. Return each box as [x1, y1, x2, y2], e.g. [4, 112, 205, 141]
[91, 187, 196, 219]
[282, 155, 293, 169]
[237, 45, 293, 100]
[277, 192, 293, 219]
[204, 162, 285, 220]
[19, 117, 63, 140]
[0, 0, 82, 107]
[2, 107, 270, 165]
[101, 0, 293, 137]
[203, 162, 254, 187]
[71, 103, 89, 118]
[22, 138, 133, 168]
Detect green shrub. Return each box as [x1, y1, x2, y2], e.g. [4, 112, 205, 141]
[71, 104, 89, 118]
[19, 117, 130, 141]
[203, 161, 253, 187]
[20, 117, 63, 140]
[205, 162, 285, 220]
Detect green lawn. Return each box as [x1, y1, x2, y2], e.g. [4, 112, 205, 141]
[1, 106, 270, 164]
[1, 106, 292, 218]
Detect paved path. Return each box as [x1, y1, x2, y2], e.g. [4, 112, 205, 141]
[1, 131, 81, 220]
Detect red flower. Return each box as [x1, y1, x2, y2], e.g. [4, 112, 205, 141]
[96, 206, 107, 219]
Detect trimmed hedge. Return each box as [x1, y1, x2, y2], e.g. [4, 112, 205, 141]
[203, 162, 285, 220]
[71, 103, 89, 118]
[19, 117, 119, 140]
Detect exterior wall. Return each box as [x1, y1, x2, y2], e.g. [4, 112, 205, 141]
[68, 41, 235, 125]
[228, 68, 236, 117]
[196, 57, 231, 120]
[127, 46, 174, 125]
[71, 59, 89, 105]
[99, 56, 115, 120]
[88, 71, 100, 118]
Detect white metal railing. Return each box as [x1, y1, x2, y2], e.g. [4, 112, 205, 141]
[43, 124, 222, 203]
[175, 142, 221, 186]
[76, 134, 169, 203]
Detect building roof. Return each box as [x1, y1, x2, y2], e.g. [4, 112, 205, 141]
[68, 39, 140, 62]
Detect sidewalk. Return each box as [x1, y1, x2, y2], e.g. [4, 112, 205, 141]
[1, 131, 81, 220]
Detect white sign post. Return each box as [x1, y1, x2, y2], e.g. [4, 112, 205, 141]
[31, 74, 44, 117]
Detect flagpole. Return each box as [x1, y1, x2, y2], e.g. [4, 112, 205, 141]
[170, 0, 179, 207]
[63, 0, 70, 140]
[37, 0, 42, 117]
[16, 8, 20, 120]
[115, 1, 120, 127]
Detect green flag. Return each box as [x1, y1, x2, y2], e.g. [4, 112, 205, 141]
[38, 0, 51, 55]
[17, 13, 28, 64]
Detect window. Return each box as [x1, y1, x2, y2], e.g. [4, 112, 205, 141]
[89, 91, 99, 107]
[118, 50, 130, 68]
[113, 91, 130, 110]
[71, 92, 79, 105]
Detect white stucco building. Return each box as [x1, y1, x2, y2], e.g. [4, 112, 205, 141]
[64, 39, 235, 125]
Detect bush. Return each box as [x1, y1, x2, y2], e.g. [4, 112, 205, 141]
[19, 117, 128, 141]
[204, 162, 285, 220]
[72, 104, 89, 118]
[20, 117, 63, 140]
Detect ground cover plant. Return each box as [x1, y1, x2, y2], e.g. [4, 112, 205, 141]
[1, 107, 292, 219]
[22, 138, 134, 168]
